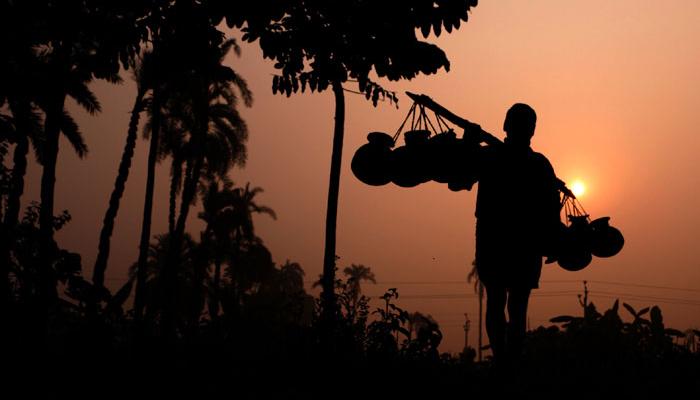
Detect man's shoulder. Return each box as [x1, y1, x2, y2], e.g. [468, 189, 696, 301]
[529, 150, 553, 164]
[529, 150, 555, 174]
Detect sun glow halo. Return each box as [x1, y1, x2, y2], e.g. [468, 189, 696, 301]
[571, 180, 586, 198]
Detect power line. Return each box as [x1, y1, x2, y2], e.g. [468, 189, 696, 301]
[587, 280, 700, 294]
[359, 290, 700, 308]
[591, 290, 700, 305]
[364, 290, 582, 300]
[319, 279, 700, 294]
[589, 293, 700, 307]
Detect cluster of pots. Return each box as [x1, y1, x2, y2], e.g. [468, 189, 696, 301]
[351, 129, 480, 190]
[550, 215, 625, 271]
[352, 130, 624, 272]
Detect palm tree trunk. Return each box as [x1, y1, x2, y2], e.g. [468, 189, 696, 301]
[1, 119, 29, 308]
[3, 133, 27, 226]
[38, 91, 66, 310]
[161, 155, 203, 338]
[134, 89, 161, 325]
[93, 90, 145, 289]
[320, 80, 345, 328]
[4, 105, 30, 228]
[168, 156, 182, 234]
[162, 97, 208, 338]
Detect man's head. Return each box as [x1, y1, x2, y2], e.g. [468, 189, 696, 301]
[503, 103, 536, 147]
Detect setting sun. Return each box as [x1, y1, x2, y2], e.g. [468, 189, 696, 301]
[571, 180, 586, 197]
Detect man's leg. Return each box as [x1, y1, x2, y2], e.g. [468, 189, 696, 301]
[506, 287, 532, 360]
[485, 285, 507, 362]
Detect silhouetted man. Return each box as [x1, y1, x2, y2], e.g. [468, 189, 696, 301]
[405, 93, 567, 363]
[473, 104, 561, 363]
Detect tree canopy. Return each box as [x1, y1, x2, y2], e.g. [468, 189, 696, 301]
[243, 0, 479, 104]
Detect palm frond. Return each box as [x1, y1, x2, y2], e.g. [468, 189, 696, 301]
[253, 205, 277, 220]
[231, 71, 253, 107]
[0, 113, 15, 140]
[66, 79, 101, 115]
[220, 38, 241, 58]
[60, 111, 88, 158]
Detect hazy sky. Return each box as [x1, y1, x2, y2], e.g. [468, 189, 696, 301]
[22, 0, 700, 352]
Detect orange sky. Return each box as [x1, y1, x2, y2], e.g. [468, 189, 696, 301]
[21, 0, 700, 352]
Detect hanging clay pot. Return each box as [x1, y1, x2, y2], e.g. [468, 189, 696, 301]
[447, 135, 481, 192]
[390, 129, 431, 188]
[557, 215, 593, 271]
[351, 131, 395, 186]
[426, 130, 458, 183]
[589, 217, 625, 258]
[543, 221, 568, 262]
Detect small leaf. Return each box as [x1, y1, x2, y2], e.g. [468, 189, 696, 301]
[623, 302, 637, 318]
[318, 79, 329, 92]
[432, 18, 442, 37]
[358, 77, 367, 92]
[272, 75, 279, 95]
[284, 77, 292, 97]
[420, 23, 431, 38]
[444, 22, 453, 34]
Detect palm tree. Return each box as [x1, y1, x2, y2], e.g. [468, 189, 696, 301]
[198, 178, 233, 321]
[2, 105, 43, 229]
[343, 264, 376, 303]
[92, 51, 152, 291]
[13, 1, 142, 315]
[38, 52, 102, 302]
[467, 260, 484, 362]
[162, 37, 251, 235]
[0, 91, 43, 308]
[198, 178, 276, 320]
[0, 38, 46, 230]
[227, 183, 277, 240]
[133, 6, 207, 323]
[315, 263, 377, 322]
[407, 312, 436, 342]
[277, 260, 305, 295]
[134, 44, 169, 324]
[129, 233, 203, 333]
[160, 31, 252, 333]
[0, 24, 90, 310]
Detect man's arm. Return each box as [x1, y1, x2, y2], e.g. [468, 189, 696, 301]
[405, 91, 502, 146]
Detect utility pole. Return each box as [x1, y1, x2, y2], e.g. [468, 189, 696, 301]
[463, 313, 471, 350]
[578, 280, 589, 317]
